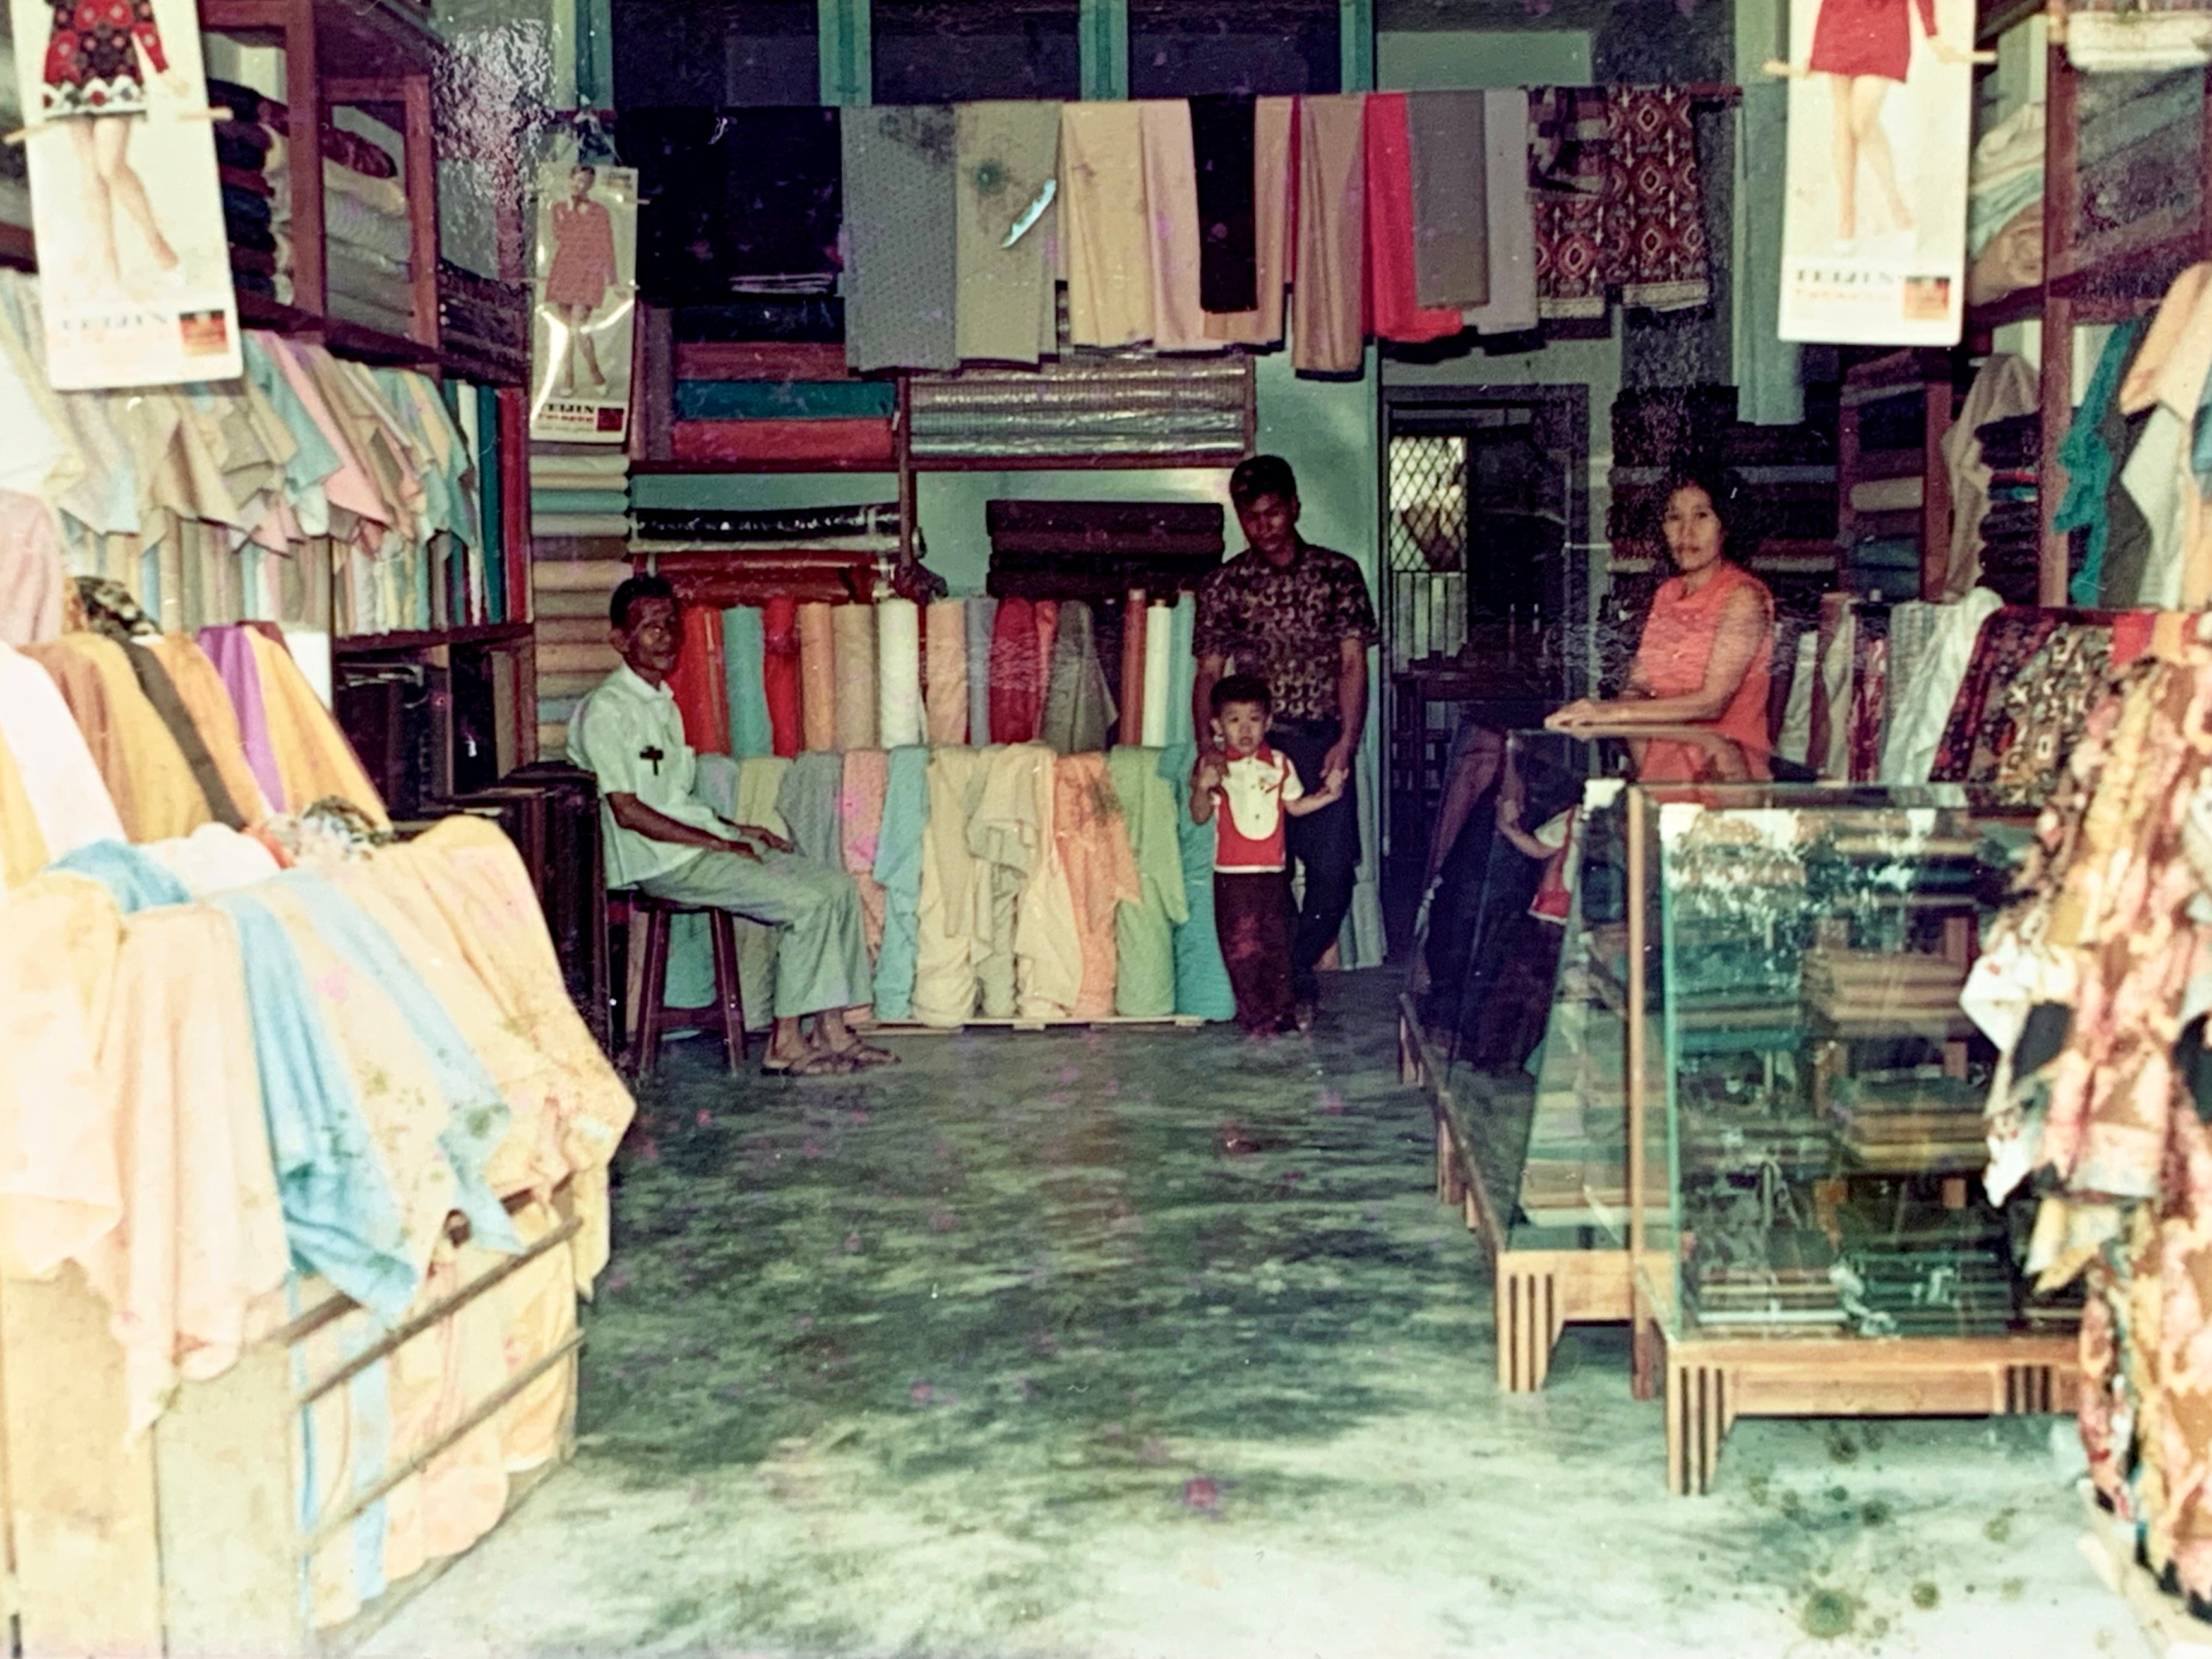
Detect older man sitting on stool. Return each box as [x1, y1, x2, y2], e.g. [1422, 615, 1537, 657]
[568, 574, 893, 1077]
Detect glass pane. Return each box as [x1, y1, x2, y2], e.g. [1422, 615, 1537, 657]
[1646, 788, 2074, 1344]
[872, 0, 1080, 104]
[1127, 0, 1339, 98]
[613, 0, 820, 107]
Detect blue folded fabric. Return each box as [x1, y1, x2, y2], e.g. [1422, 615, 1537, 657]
[870, 745, 931, 1020]
[1157, 741, 1236, 1021]
[277, 872, 522, 1256]
[51, 839, 191, 912]
[215, 892, 419, 1317]
[674, 378, 897, 422]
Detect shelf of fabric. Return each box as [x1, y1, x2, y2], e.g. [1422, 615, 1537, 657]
[629, 549, 880, 610]
[674, 341, 856, 381]
[335, 620, 536, 655]
[668, 421, 900, 467]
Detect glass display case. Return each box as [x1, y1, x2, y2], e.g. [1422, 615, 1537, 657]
[1405, 728, 1745, 1393]
[1632, 785, 2081, 1492]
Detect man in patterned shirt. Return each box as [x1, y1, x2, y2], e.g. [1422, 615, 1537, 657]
[1193, 455, 1377, 1020]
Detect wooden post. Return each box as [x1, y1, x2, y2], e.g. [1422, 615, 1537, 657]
[1626, 785, 1652, 1396]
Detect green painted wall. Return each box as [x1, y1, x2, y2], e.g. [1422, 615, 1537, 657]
[1375, 28, 1592, 88]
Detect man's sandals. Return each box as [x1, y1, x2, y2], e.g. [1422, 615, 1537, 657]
[761, 1040, 900, 1077]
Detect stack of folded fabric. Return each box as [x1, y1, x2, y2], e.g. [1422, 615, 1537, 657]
[1692, 1264, 1845, 1334]
[270, 115, 417, 337]
[1802, 947, 1968, 1032]
[1973, 413, 2041, 604]
[530, 445, 630, 541]
[439, 260, 530, 378]
[1829, 1070, 1989, 1173]
[530, 445, 631, 755]
[628, 502, 902, 554]
[1966, 100, 2043, 306]
[210, 80, 287, 304]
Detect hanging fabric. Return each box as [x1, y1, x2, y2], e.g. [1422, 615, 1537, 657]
[841, 107, 960, 372]
[1203, 96, 1293, 347]
[1363, 93, 1466, 344]
[1406, 90, 1491, 309]
[954, 102, 1063, 366]
[1137, 100, 1211, 352]
[1461, 89, 1538, 335]
[1190, 94, 1257, 314]
[1294, 95, 1369, 374]
[1060, 103, 1153, 348]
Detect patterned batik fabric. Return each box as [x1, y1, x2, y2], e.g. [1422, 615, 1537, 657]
[1529, 87, 1611, 321]
[1929, 607, 2062, 782]
[1529, 86, 1711, 320]
[1607, 86, 1711, 313]
[1988, 624, 2115, 805]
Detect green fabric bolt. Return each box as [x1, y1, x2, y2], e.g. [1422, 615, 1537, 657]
[1157, 740, 1237, 1021]
[1108, 745, 1189, 1017]
[1039, 599, 1117, 755]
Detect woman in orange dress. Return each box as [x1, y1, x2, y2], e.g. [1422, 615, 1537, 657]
[1546, 467, 1774, 781]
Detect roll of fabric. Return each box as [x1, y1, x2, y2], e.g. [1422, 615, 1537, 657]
[1040, 600, 1117, 755]
[1142, 602, 1174, 748]
[924, 599, 968, 744]
[1164, 594, 1197, 749]
[1365, 93, 1466, 344]
[762, 596, 801, 758]
[1060, 102, 1152, 347]
[775, 749, 846, 866]
[1294, 95, 1368, 374]
[798, 601, 837, 751]
[1138, 99, 1209, 352]
[723, 607, 774, 759]
[1118, 594, 1147, 744]
[529, 489, 631, 516]
[1158, 740, 1236, 1019]
[870, 744, 931, 1020]
[669, 603, 730, 754]
[832, 602, 879, 750]
[1033, 599, 1060, 713]
[673, 380, 897, 421]
[965, 594, 996, 746]
[876, 596, 924, 749]
[670, 420, 897, 467]
[1406, 90, 1491, 308]
[1203, 97, 1293, 347]
[841, 747, 890, 955]
[989, 596, 1040, 742]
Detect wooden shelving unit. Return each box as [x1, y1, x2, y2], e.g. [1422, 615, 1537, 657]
[1835, 349, 1958, 602]
[1961, 9, 2212, 602]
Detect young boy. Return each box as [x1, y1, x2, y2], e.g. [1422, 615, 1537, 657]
[1192, 674, 1346, 1032]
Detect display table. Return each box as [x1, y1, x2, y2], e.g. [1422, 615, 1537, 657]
[1625, 784, 2079, 1493]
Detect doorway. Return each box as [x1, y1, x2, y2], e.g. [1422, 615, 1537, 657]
[1379, 386, 1588, 947]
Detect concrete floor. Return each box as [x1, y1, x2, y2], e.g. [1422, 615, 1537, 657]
[361, 971, 2149, 1658]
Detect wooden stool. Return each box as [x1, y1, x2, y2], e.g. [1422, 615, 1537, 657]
[616, 891, 747, 1079]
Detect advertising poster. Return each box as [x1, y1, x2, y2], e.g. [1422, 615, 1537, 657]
[9, 0, 240, 387]
[1776, 0, 1976, 347]
[529, 159, 635, 443]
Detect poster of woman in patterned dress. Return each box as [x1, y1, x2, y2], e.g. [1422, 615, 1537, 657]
[1774, 0, 1983, 345]
[8, 0, 238, 386]
[530, 160, 637, 444]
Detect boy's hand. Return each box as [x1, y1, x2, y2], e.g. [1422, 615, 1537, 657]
[1194, 755, 1226, 794]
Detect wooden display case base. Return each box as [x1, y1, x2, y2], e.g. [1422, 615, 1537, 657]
[1401, 995, 1639, 1397]
[1656, 1326, 2079, 1496]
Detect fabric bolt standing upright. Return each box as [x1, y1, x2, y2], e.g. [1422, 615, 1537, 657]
[1294, 95, 1369, 374]
[1190, 95, 1258, 314]
[1141, 603, 1174, 748]
[1053, 752, 1141, 1019]
[1060, 103, 1154, 347]
[667, 604, 730, 755]
[775, 749, 847, 868]
[954, 102, 1062, 365]
[1461, 89, 1538, 335]
[1203, 97, 1293, 346]
[841, 748, 890, 955]
[1041, 599, 1117, 755]
[760, 597, 803, 758]
[876, 597, 924, 748]
[797, 601, 837, 751]
[1363, 93, 1467, 344]
[1164, 594, 1197, 749]
[842, 107, 960, 371]
[1107, 745, 1188, 1017]
[989, 595, 1041, 742]
[723, 607, 775, 758]
[870, 744, 930, 1019]
[1406, 90, 1490, 308]
[924, 598, 969, 744]
[964, 594, 996, 747]
[832, 602, 879, 750]
[1118, 598, 1147, 746]
[1138, 100, 1211, 352]
[198, 623, 286, 811]
[1157, 741, 1236, 1019]
[1032, 599, 1060, 716]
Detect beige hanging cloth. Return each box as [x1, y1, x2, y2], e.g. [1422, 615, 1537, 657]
[1294, 95, 1368, 374]
[1060, 103, 1154, 347]
[1205, 96, 1294, 346]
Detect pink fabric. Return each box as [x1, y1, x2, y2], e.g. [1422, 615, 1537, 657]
[1138, 100, 1211, 352]
[266, 335, 388, 526]
[197, 625, 287, 809]
[0, 491, 64, 646]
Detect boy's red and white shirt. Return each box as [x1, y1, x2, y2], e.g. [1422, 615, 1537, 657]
[1212, 744, 1303, 872]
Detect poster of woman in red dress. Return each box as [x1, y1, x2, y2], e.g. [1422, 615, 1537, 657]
[530, 160, 636, 443]
[1776, 0, 1983, 345]
[9, 0, 239, 386]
